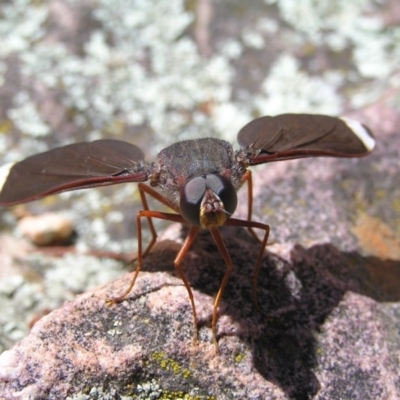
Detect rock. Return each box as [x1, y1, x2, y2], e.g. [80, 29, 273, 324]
[0, 232, 399, 399]
[17, 213, 74, 246]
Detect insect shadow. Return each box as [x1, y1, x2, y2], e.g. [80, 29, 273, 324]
[139, 224, 400, 400]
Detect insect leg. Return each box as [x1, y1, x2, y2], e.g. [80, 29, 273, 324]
[225, 218, 270, 310]
[137, 183, 180, 258]
[172, 225, 201, 343]
[112, 212, 201, 344]
[240, 170, 261, 243]
[108, 211, 186, 303]
[209, 227, 234, 352]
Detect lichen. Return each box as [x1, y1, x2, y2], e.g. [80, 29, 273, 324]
[151, 351, 191, 378]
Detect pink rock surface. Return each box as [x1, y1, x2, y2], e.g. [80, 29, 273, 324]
[0, 232, 399, 399]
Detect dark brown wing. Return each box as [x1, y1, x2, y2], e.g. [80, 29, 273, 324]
[0, 139, 149, 206]
[237, 114, 375, 165]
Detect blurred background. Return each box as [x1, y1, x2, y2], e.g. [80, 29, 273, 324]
[0, 0, 399, 350]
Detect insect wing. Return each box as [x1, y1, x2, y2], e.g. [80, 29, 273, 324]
[0, 139, 149, 205]
[237, 114, 375, 165]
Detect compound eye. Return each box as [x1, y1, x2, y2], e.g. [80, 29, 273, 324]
[180, 176, 206, 226]
[205, 174, 237, 215]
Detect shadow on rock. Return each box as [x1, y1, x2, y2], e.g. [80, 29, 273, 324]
[152, 225, 400, 400]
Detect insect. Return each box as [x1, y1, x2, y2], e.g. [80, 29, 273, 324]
[0, 114, 375, 348]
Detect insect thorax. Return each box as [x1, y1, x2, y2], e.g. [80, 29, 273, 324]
[153, 138, 241, 206]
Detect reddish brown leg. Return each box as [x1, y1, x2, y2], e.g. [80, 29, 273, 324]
[209, 227, 233, 350]
[112, 209, 202, 343]
[109, 210, 187, 303]
[240, 170, 261, 243]
[137, 183, 180, 258]
[172, 225, 201, 342]
[225, 218, 270, 309]
[110, 184, 181, 301]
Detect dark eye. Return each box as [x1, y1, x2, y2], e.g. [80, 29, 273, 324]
[180, 176, 207, 225]
[179, 174, 237, 226]
[205, 174, 237, 215]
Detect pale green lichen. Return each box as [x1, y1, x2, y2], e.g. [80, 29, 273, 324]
[1, 0, 397, 156]
[0, 254, 126, 352]
[0, 0, 48, 56]
[267, 0, 400, 108]
[8, 99, 50, 137]
[254, 54, 342, 115]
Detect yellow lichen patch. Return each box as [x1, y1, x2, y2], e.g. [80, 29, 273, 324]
[147, 352, 217, 400]
[159, 391, 217, 400]
[352, 213, 400, 260]
[234, 353, 246, 363]
[261, 205, 277, 217]
[375, 189, 387, 199]
[392, 199, 400, 214]
[0, 119, 13, 134]
[151, 351, 191, 378]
